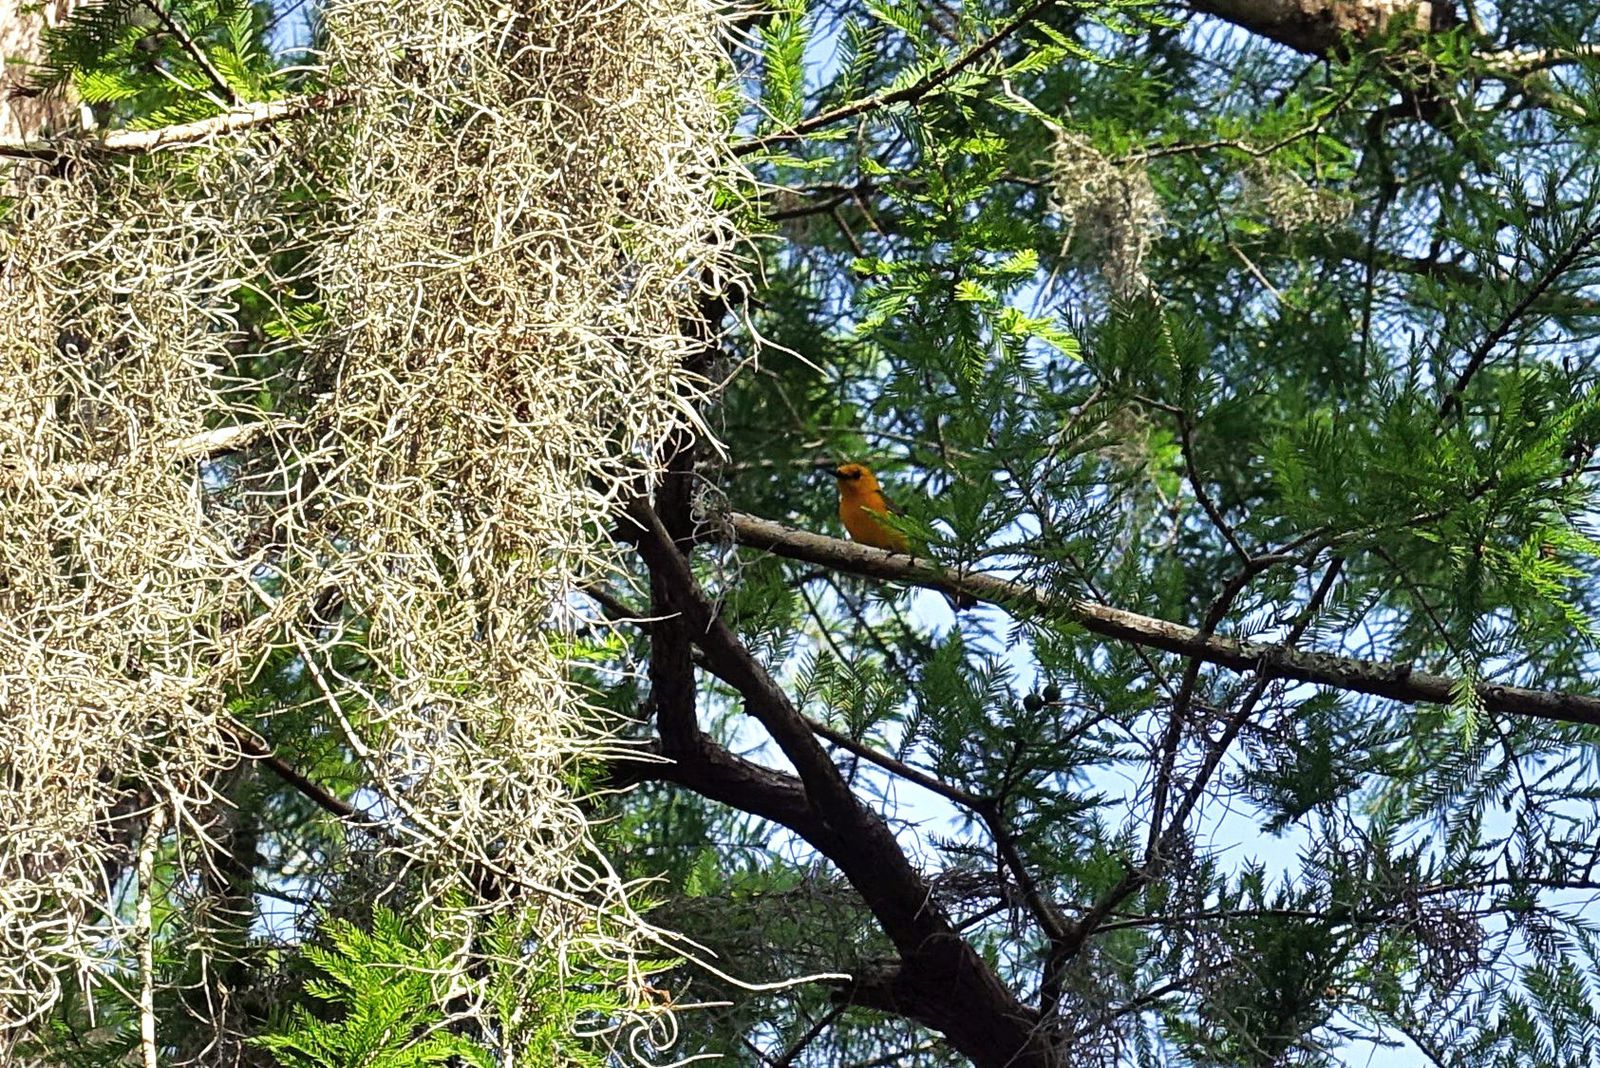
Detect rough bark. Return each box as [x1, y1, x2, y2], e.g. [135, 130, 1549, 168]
[623, 496, 1060, 1068]
[1188, 0, 1453, 55]
[0, 0, 78, 140]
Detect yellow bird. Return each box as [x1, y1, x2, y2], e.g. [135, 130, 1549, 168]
[831, 462, 909, 554]
[829, 461, 976, 609]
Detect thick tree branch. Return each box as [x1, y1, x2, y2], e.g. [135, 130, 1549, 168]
[612, 736, 837, 845]
[1186, 0, 1446, 56]
[623, 496, 1055, 1068]
[0, 422, 272, 488]
[1479, 43, 1600, 76]
[0, 92, 348, 161]
[729, 512, 1600, 730]
[1186, 0, 1598, 86]
[617, 570, 1075, 957]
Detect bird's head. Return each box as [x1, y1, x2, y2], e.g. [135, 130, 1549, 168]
[830, 462, 879, 490]
[832, 462, 866, 481]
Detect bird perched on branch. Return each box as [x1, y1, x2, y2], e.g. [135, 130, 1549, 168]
[829, 461, 976, 609]
[831, 462, 908, 554]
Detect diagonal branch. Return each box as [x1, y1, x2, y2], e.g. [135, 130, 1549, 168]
[228, 722, 359, 822]
[1440, 220, 1600, 417]
[622, 495, 1056, 1068]
[772, 1004, 847, 1068]
[142, 0, 240, 107]
[734, 0, 1058, 157]
[729, 512, 1600, 730]
[805, 716, 1071, 942]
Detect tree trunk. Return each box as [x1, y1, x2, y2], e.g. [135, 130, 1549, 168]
[1, 0, 78, 140]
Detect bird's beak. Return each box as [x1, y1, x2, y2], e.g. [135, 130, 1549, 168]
[814, 460, 842, 480]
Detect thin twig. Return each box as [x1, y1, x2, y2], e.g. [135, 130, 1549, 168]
[1040, 559, 1345, 1006]
[772, 1003, 847, 1068]
[1059, 975, 1192, 1044]
[1120, 75, 1362, 164]
[136, 803, 167, 1068]
[584, 585, 651, 624]
[734, 0, 1059, 156]
[807, 716, 985, 810]
[806, 713, 1071, 944]
[1440, 220, 1600, 418]
[142, 0, 240, 106]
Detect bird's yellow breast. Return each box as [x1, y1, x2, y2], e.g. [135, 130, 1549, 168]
[839, 483, 908, 553]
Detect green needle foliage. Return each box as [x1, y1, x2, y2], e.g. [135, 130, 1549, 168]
[645, 0, 1600, 1064]
[35, 0, 282, 123]
[254, 904, 648, 1068]
[14, 0, 1600, 1066]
